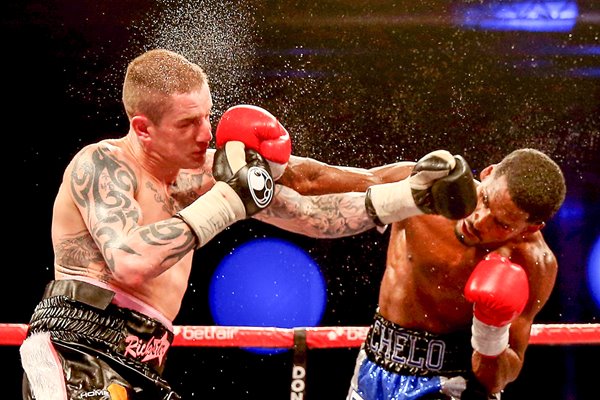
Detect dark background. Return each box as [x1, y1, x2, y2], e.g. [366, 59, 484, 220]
[2, 0, 599, 398]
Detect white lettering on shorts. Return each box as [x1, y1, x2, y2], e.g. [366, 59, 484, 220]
[368, 319, 446, 372]
[79, 389, 110, 399]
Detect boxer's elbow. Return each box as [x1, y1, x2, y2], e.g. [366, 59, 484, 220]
[472, 349, 523, 395]
[108, 252, 159, 288]
[278, 165, 314, 194]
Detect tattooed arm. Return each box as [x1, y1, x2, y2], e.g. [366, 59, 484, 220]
[253, 156, 415, 238]
[253, 185, 377, 238]
[254, 156, 419, 237]
[61, 143, 197, 286]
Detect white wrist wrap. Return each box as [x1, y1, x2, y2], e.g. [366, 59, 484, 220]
[176, 182, 246, 248]
[367, 179, 421, 225]
[471, 316, 510, 357]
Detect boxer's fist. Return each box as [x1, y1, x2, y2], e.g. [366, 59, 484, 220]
[465, 253, 529, 356]
[174, 141, 274, 248]
[213, 141, 274, 217]
[216, 104, 292, 180]
[412, 151, 477, 219]
[465, 253, 529, 326]
[365, 150, 477, 225]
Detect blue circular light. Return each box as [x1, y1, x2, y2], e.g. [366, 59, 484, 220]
[208, 238, 327, 354]
[588, 235, 600, 310]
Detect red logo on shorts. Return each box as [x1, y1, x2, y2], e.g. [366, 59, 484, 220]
[124, 332, 170, 365]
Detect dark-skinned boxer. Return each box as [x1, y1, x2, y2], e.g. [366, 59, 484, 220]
[274, 148, 565, 399]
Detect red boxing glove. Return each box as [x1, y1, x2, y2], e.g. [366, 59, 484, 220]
[464, 253, 529, 356]
[465, 253, 529, 326]
[216, 105, 292, 180]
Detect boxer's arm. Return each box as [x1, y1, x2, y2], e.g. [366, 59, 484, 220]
[176, 143, 275, 248]
[277, 155, 415, 195]
[253, 185, 377, 238]
[469, 249, 558, 394]
[67, 144, 198, 286]
[366, 151, 477, 223]
[261, 151, 476, 235]
[368, 161, 416, 183]
[69, 142, 272, 285]
[471, 315, 530, 395]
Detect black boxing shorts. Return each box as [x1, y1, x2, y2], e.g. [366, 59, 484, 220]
[365, 310, 472, 376]
[355, 311, 499, 399]
[20, 279, 180, 400]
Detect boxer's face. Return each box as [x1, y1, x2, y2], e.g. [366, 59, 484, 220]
[149, 82, 214, 170]
[455, 174, 532, 246]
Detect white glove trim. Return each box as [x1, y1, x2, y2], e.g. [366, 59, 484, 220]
[409, 150, 456, 190]
[471, 315, 510, 357]
[367, 179, 421, 225]
[176, 182, 245, 248]
[224, 141, 246, 173]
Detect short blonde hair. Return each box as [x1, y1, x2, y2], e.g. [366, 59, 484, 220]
[122, 49, 208, 123]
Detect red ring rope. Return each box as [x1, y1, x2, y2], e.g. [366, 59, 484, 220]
[1, 323, 598, 347]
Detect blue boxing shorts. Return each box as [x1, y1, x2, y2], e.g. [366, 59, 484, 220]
[346, 311, 500, 400]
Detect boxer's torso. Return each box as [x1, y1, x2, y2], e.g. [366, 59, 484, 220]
[378, 215, 548, 334]
[51, 138, 213, 321]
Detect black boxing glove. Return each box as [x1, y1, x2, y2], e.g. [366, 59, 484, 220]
[422, 154, 477, 218]
[365, 150, 477, 225]
[212, 141, 274, 216]
[175, 141, 274, 248]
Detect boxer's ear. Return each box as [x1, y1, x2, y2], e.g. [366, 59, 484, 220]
[479, 165, 495, 180]
[131, 115, 151, 140]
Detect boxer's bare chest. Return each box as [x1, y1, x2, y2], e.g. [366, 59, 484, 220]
[382, 217, 490, 330]
[401, 216, 483, 276]
[135, 170, 212, 223]
[136, 177, 178, 221]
